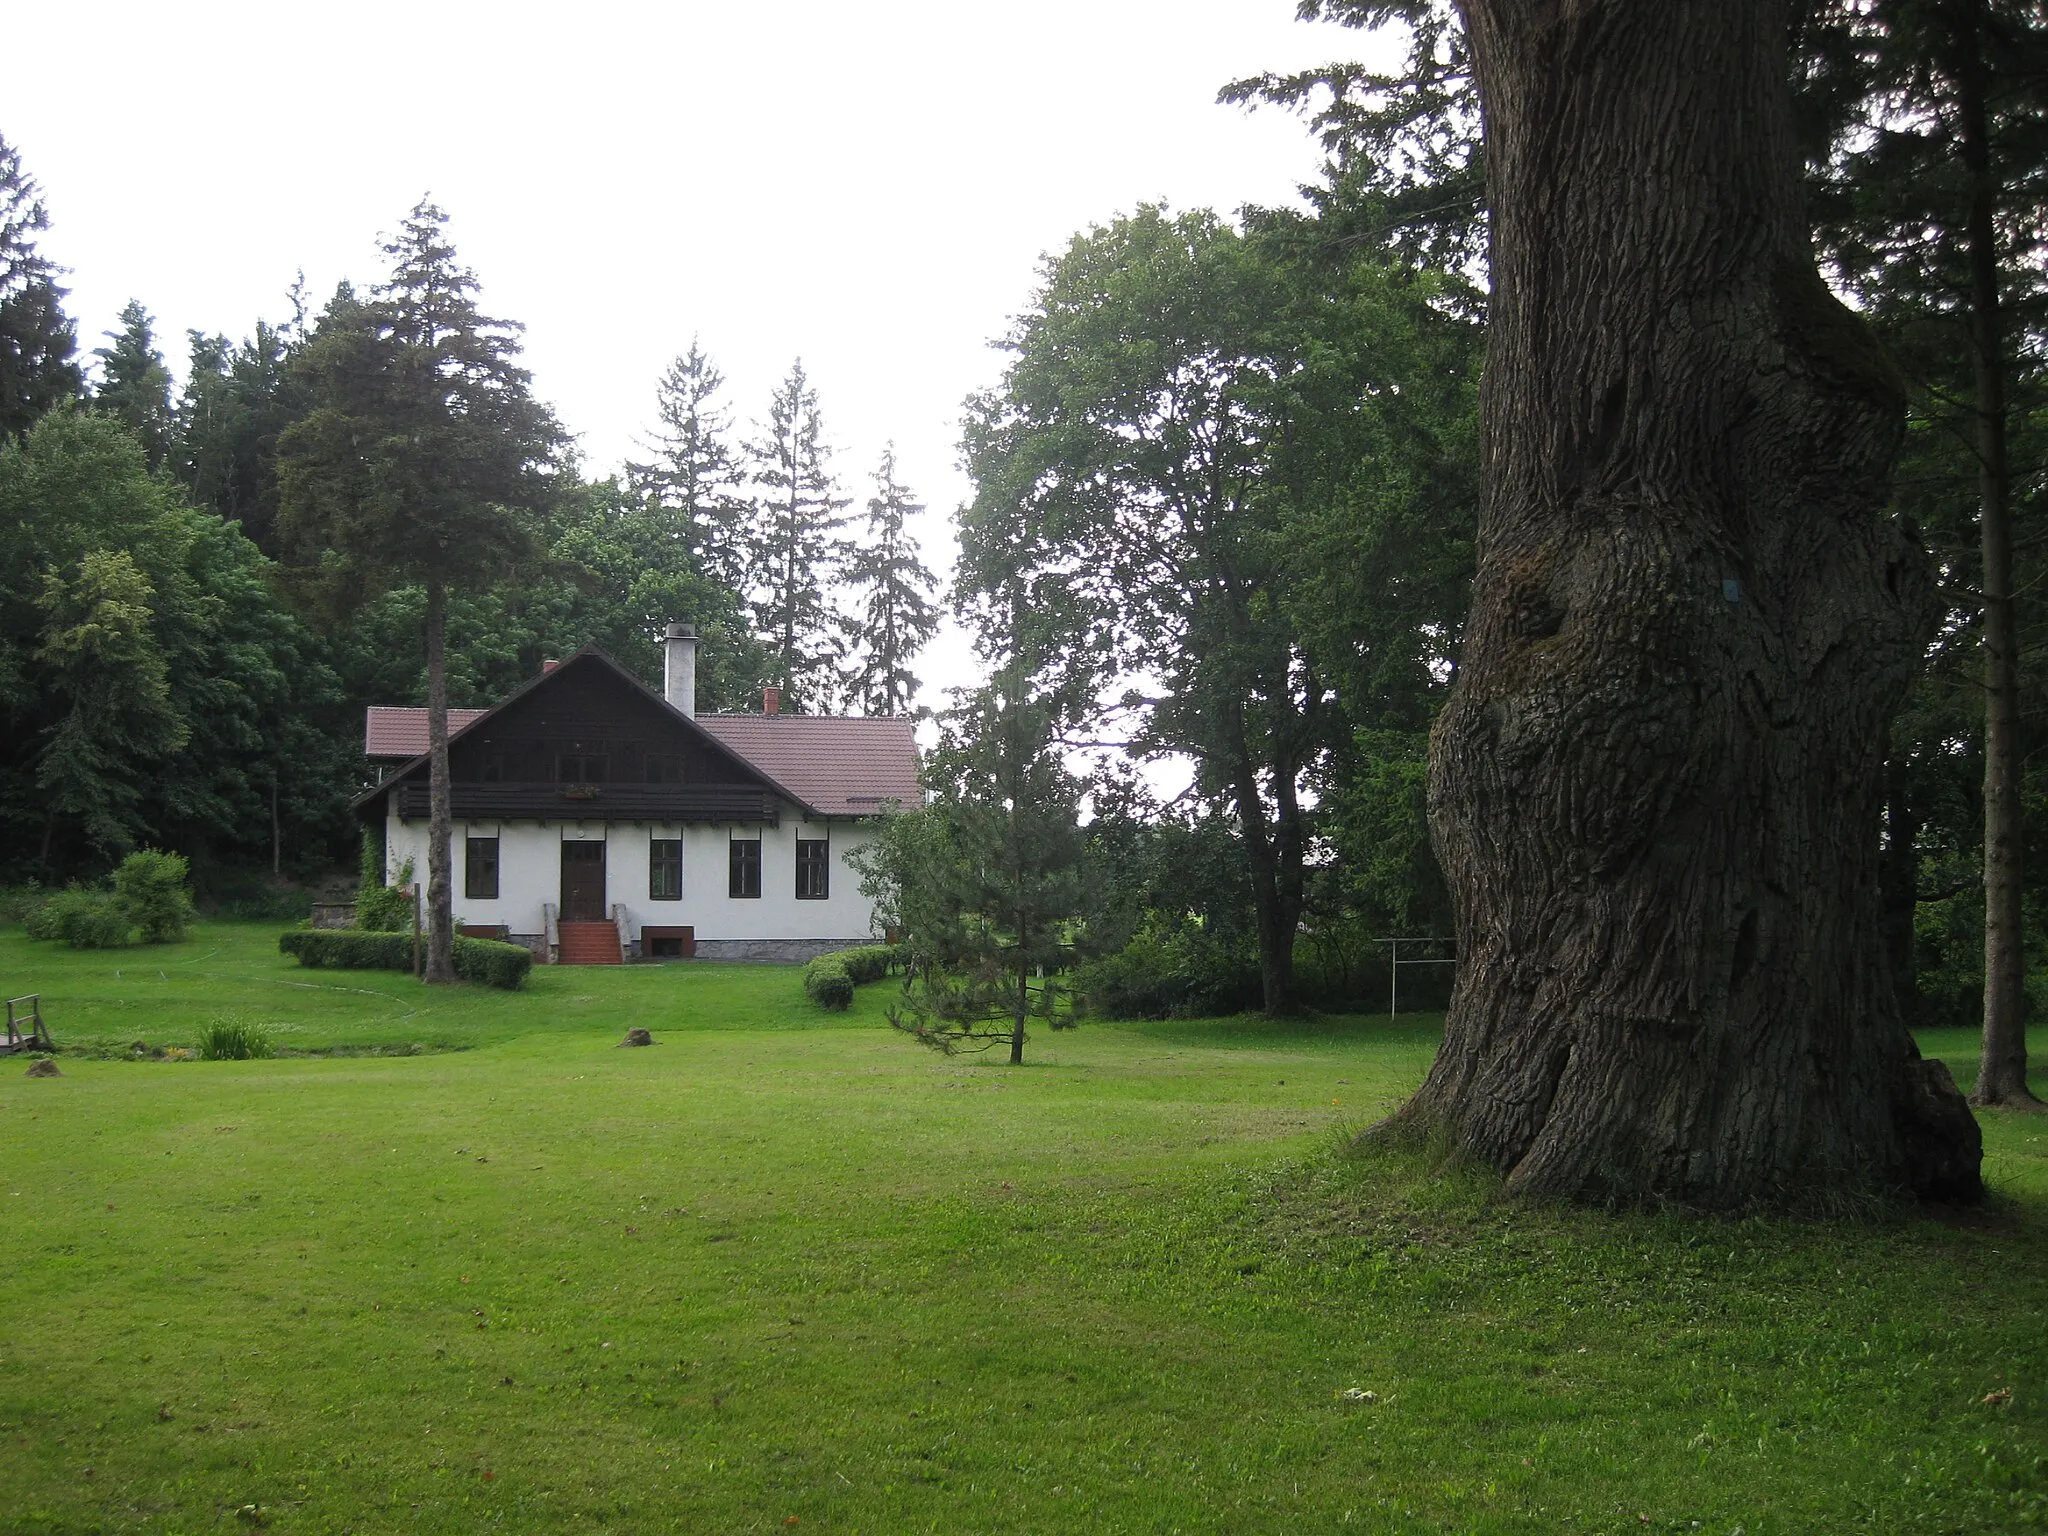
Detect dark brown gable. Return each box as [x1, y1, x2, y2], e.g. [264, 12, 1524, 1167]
[370, 651, 786, 825]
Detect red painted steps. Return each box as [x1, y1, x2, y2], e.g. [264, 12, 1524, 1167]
[557, 921, 622, 965]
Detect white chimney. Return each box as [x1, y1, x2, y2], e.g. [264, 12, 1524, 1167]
[663, 622, 698, 718]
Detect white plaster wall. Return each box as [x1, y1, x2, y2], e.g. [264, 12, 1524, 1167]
[621, 816, 881, 944]
[380, 795, 883, 943]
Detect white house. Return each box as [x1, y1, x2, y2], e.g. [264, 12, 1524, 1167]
[354, 624, 919, 964]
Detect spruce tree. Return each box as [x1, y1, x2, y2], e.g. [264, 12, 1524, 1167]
[177, 312, 308, 557]
[743, 359, 849, 712]
[0, 133, 82, 443]
[628, 339, 749, 590]
[1803, 0, 2048, 1107]
[92, 301, 176, 471]
[861, 647, 1096, 1066]
[278, 201, 562, 983]
[840, 446, 939, 716]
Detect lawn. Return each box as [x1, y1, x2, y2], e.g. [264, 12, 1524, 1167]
[0, 922, 2043, 1534]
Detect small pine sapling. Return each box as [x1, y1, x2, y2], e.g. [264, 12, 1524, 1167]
[860, 654, 1095, 1064]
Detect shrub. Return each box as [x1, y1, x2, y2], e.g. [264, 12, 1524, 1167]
[277, 928, 530, 990]
[804, 953, 855, 1010]
[453, 937, 533, 990]
[198, 1016, 275, 1060]
[1074, 919, 1260, 1020]
[835, 944, 900, 985]
[27, 887, 136, 949]
[114, 848, 195, 943]
[280, 928, 413, 971]
[356, 845, 416, 933]
[0, 882, 45, 924]
[802, 944, 901, 1009]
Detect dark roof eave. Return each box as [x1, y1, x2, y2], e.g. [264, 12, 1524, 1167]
[350, 647, 827, 817]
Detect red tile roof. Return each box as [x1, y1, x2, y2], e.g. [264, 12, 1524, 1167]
[365, 706, 489, 758]
[694, 714, 922, 816]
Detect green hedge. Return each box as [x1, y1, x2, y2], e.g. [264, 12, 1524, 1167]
[453, 937, 534, 989]
[836, 944, 898, 985]
[278, 929, 532, 989]
[803, 944, 900, 1010]
[803, 954, 854, 1010]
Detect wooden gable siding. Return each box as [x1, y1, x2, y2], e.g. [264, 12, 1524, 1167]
[387, 783, 780, 824]
[382, 654, 783, 824]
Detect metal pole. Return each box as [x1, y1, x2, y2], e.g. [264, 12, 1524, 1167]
[1389, 937, 1398, 1020]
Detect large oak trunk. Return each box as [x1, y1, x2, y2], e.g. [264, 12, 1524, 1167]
[1400, 0, 1982, 1204]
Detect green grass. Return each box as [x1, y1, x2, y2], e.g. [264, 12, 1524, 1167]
[1, 920, 909, 1054]
[0, 922, 2044, 1533]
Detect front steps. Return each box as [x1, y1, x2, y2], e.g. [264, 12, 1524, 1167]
[557, 921, 622, 965]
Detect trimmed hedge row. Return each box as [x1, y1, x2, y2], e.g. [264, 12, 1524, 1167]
[803, 943, 901, 1011]
[452, 938, 534, 990]
[836, 945, 897, 984]
[278, 929, 533, 989]
[803, 954, 855, 1010]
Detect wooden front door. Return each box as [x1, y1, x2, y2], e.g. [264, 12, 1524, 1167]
[560, 840, 607, 921]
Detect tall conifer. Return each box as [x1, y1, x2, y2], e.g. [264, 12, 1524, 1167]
[92, 301, 176, 471]
[176, 316, 305, 556]
[841, 445, 938, 716]
[279, 201, 562, 982]
[629, 339, 749, 590]
[743, 359, 848, 711]
[0, 134, 82, 442]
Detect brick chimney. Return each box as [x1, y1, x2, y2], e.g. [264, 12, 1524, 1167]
[662, 622, 697, 718]
[763, 685, 781, 716]
[542, 658, 559, 674]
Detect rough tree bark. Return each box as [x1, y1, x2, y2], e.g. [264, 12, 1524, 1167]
[1956, 8, 2039, 1108]
[423, 577, 456, 985]
[1398, 0, 1982, 1204]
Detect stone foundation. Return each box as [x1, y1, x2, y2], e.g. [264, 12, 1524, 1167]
[686, 938, 872, 964]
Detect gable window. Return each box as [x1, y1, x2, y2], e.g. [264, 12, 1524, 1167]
[796, 838, 830, 900]
[479, 753, 505, 783]
[465, 835, 500, 900]
[650, 838, 682, 901]
[558, 752, 607, 784]
[646, 754, 684, 784]
[728, 838, 761, 899]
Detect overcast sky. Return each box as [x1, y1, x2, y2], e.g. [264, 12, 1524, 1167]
[10, 0, 1378, 705]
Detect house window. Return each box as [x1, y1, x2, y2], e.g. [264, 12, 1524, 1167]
[796, 838, 829, 900]
[728, 838, 761, 899]
[479, 753, 505, 783]
[557, 752, 607, 784]
[650, 838, 682, 901]
[646, 754, 684, 784]
[464, 836, 500, 900]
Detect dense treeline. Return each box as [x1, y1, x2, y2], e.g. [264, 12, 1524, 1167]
[0, 152, 938, 892]
[873, 0, 2046, 1041]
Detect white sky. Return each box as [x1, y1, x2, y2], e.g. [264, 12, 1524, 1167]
[10, 0, 1374, 708]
